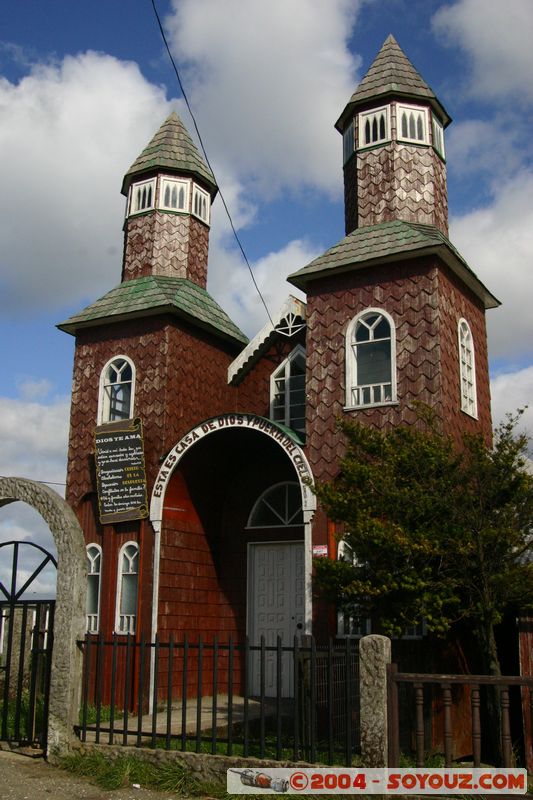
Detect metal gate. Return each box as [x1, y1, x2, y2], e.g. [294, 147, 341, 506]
[0, 541, 56, 749]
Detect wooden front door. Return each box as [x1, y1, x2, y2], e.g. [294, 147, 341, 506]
[248, 541, 304, 696]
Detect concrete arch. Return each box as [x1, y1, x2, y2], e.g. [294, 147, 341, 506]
[0, 477, 86, 756]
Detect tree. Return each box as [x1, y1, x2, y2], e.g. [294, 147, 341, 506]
[314, 410, 533, 678]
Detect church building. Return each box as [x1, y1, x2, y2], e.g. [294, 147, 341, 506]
[59, 36, 499, 677]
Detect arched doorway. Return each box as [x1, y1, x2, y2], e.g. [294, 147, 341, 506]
[0, 478, 86, 755]
[150, 414, 315, 645]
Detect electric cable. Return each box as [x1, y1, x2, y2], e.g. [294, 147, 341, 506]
[0, 475, 66, 487]
[150, 0, 274, 326]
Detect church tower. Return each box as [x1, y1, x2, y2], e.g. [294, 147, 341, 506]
[59, 112, 247, 642]
[289, 36, 499, 483]
[337, 35, 450, 236]
[120, 112, 217, 288]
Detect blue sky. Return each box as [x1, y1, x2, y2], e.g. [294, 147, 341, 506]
[0, 0, 532, 592]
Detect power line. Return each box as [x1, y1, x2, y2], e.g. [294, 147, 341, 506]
[150, 0, 274, 327]
[0, 475, 66, 487]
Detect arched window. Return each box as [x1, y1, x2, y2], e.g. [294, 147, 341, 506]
[345, 309, 396, 408]
[98, 356, 135, 423]
[128, 178, 156, 215]
[397, 104, 428, 144]
[192, 184, 210, 224]
[458, 319, 477, 418]
[248, 482, 303, 528]
[358, 106, 390, 148]
[86, 544, 102, 633]
[270, 345, 306, 436]
[115, 541, 139, 635]
[160, 177, 189, 212]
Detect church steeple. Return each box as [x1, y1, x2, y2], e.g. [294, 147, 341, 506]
[337, 35, 451, 236]
[121, 112, 217, 289]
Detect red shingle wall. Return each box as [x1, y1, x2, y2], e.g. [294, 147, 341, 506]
[305, 257, 443, 482]
[231, 333, 305, 417]
[121, 177, 210, 288]
[157, 471, 230, 639]
[437, 265, 492, 444]
[66, 315, 240, 508]
[304, 255, 492, 484]
[344, 105, 449, 236]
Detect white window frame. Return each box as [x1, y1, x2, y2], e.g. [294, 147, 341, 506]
[345, 308, 397, 410]
[343, 119, 355, 164]
[397, 103, 429, 145]
[191, 183, 210, 224]
[432, 114, 445, 159]
[458, 318, 478, 418]
[97, 355, 136, 424]
[115, 541, 139, 635]
[336, 541, 371, 638]
[86, 544, 102, 634]
[159, 177, 190, 213]
[270, 344, 306, 436]
[247, 481, 303, 529]
[128, 178, 156, 216]
[358, 105, 390, 149]
[336, 541, 425, 639]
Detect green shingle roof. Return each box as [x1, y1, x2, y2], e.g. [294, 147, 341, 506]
[57, 276, 248, 344]
[287, 220, 499, 310]
[335, 35, 451, 132]
[121, 112, 218, 197]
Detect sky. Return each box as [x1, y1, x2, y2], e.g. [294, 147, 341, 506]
[0, 0, 532, 596]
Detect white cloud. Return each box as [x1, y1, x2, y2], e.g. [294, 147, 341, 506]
[165, 0, 362, 197]
[433, 0, 533, 103]
[0, 51, 177, 314]
[16, 378, 53, 402]
[0, 394, 69, 484]
[0, 506, 58, 598]
[208, 237, 318, 337]
[446, 117, 527, 188]
[490, 366, 533, 454]
[0, 392, 68, 595]
[449, 171, 533, 361]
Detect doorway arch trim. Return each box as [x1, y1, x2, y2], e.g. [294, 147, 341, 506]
[149, 414, 316, 694]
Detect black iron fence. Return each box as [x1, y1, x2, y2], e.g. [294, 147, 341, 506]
[0, 600, 55, 747]
[78, 634, 360, 765]
[388, 666, 533, 769]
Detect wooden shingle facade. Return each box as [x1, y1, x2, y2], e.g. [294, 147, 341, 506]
[61, 36, 498, 664]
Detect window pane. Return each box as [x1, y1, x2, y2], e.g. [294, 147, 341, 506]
[358, 340, 391, 384]
[87, 574, 99, 615]
[355, 322, 370, 342]
[249, 483, 303, 527]
[373, 317, 390, 339]
[121, 573, 138, 615]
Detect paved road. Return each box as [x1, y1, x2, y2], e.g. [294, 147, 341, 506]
[0, 749, 179, 800]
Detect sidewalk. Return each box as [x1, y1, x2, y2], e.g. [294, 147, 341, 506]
[0, 749, 178, 800]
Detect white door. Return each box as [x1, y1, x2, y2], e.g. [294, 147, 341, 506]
[248, 542, 305, 696]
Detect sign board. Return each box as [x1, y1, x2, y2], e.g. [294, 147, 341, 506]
[312, 544, 328, 557]
[94, 417, 149, 524]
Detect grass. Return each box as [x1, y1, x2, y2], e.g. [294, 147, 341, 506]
[58, 748, 533, 799]
[79, 703, 122, 725]
[60, 750, 201, 794]
[0, 691, 45, 741]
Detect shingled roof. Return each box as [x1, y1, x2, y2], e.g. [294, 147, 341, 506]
[287, 220, 499, 310]
[57, 276, 248, 345]
[335, 34, 451, 132]
[121, 112, 218, 197]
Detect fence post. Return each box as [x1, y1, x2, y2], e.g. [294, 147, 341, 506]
[359, 634, 391, 767]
